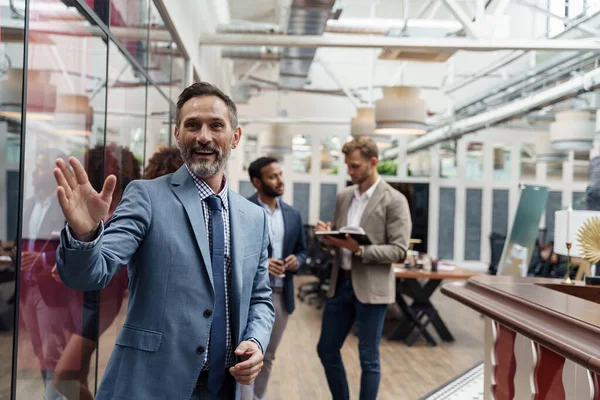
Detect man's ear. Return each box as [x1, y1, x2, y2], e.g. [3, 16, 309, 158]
[371, 157, 379, 167]
[251, 176, 262, 190]
[232, 126, 242, 149]
[174, 125, 180, 144]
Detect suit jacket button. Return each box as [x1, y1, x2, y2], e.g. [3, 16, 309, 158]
[197, 346, 205, 354]
[203, 309, 213, 318]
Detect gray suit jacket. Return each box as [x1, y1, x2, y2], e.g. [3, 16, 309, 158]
[56, 166, 275, 400]
[327, 179, 412, 304]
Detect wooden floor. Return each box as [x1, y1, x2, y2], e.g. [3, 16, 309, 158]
[0, 276, 484, 399]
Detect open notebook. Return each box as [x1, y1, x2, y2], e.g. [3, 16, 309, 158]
[315, 226, 372, 245]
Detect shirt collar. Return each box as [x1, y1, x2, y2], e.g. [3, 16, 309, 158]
[354, 176, 381, 200]
[185, 164, 229, 211]
[257, 196, 281, 213]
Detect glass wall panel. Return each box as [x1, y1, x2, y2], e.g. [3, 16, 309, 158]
[519, 143, 536, 180]
[439, 141, 457, 178]
[407, 150, 430, 177]
[293, 183, 310, 224]
[17, 1, 108, 398]
[292, 135, 311, 174]
[148, 2, 171, 85]
[493, 144, 511, 181]
[109, 0, 150, 70]
[320, 136, 341, 175]
[465, 142, 483, 180]
[0, 0, 27, 396]
[438, 187, 456, 259]
[105, 41, 147, 172]
[144, 86, 170, 172]
[96, 40, 148, 386]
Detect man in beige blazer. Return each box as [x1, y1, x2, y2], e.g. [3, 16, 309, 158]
[315, 136, 412, 400]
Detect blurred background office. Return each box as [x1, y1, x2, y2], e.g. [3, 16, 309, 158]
[2, 0, 600, 399]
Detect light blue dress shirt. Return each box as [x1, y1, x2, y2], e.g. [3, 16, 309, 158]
[258, 197, 285, 288]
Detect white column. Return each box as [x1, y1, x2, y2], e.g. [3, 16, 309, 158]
[562, 151, 574, 207]
[396, 137, 408, 179]
[428, 144, 440, 258]
[454, 139, 467, 262]
[309, 135, 322, 225]
[481, 142, 494, 265]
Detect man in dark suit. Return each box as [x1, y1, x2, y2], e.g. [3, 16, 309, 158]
[242, 157, 307, 400]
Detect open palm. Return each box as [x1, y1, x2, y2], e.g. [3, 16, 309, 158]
[53, 157, 116, 240]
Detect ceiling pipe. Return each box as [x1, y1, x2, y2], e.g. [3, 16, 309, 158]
[407, 64, 600, 153]
[444, 8, 600, 93]
[238, 116, 350, 125]
[201, 34, 600, 52]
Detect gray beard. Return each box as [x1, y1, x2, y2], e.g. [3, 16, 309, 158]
[185, 155, 228, 179]
[178, 141, 231, 179]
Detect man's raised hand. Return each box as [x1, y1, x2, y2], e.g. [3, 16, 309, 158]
[53, 157, 116, 241]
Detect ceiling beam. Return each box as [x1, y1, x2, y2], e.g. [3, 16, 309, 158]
[517, 0, 600, 37]
[441, 0, 480, 39]
[201, 34, 600, 52]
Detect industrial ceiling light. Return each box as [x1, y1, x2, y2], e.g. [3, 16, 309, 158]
[350, 107, 376, 137]
[550, 110, 594, 152]
[375, 86, 427, 135]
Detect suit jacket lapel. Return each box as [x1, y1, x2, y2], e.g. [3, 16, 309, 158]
[360, 180, 386, 227]
[339, 189, 353, 228]
[228, 191, 244, 340]
[171, 166, 213, 286]
[281, 202, 293, 256]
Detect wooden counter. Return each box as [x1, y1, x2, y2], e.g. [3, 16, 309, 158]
[442, 275, 600, 400]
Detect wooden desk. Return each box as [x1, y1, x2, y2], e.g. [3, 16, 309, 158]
[442, 276, 600, 399]
[390, 264, 480, 346]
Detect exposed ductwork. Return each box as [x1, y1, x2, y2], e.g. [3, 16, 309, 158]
[279, 0, 337, 88]
[407, 64, 600, 153]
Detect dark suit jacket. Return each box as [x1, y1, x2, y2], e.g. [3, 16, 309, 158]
[248, 193, 307, 314]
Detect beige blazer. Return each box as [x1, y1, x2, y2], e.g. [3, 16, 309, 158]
[327, 179, 412, 304]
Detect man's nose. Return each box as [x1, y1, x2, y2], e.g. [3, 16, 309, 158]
[195, 126, 211, 143]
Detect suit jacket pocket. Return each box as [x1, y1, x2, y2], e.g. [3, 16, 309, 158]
[243, 241, 261, 257]
[116, 325, 163, 352]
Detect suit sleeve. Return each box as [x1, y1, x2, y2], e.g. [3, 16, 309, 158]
[361, 192, 411, 265]
[56, 180, 151, 290]
[243, 210, 275, 351]
[330, 192, 344, 231]
[293, 211, 308, 271]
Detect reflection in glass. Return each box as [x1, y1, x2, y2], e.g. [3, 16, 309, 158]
[0, 0, 26, 396]
[465, 142, 483, 180]
[106, 41, 147, 172]
[110, 0, 150, 70]
[439, 140, 457, 178]
[520, 143, 536, 180]
[320, 136, 341, 175]
[148, 2, 172, 85]
[493, 144, 511, 181]
[145, 86, 170, 169]
[17, 1, 109, 398]
[292, 135, 311, 174]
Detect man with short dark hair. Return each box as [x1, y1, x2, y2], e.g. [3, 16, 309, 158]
[54, 82, 275, 400]
[241, 157, 307, 400]
[315, 135, 412, 400]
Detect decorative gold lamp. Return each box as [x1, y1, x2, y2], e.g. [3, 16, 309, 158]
[554, 207, 600, 284]
[576, 215, 600, 272]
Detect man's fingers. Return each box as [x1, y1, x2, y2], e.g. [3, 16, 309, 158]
[69, 157, 89, 186]
[56, 186, 69, 211]
[53, 168, 73, 199]
[56, 158, 77, 190]
[100, 175, 117, 203]
[234, 341, 252, 355]
[233, 351, 262, 371]
[232, 362, 263, 377]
